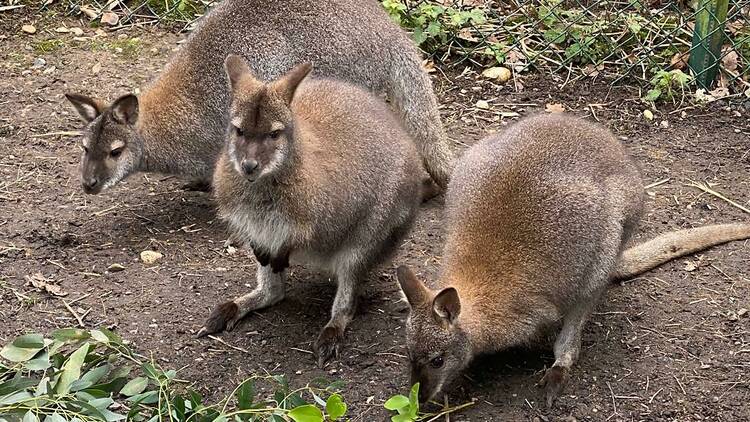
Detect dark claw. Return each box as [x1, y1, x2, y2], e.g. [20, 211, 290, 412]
[314, 325, 344, 367]
[537, 365, 569, 409]
[196, 301, 239, 338]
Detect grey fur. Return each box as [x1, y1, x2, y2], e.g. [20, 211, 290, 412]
[65, 0, 454, 194]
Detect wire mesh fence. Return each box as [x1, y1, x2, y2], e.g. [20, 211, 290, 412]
[18, 0, 750, 97]
[382, 0, 750, 97]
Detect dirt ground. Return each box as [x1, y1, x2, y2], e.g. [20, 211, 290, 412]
[1, 14, 750, 422]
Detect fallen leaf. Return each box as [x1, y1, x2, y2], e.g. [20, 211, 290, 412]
[21, 24, 36, 34]
[683, 261, 697, 272]
[722, 49, 738, 72]
[481, 66, 512, 83]
[709, 86, 729, 99]
[91, 63, 101, 74]
[101, 11, 119, 26]
[70, 27, 84, 36]
[545, 103, 565, 113]
[670, 51, 689, 70]
[80, 5, 98, 19]
[107, 263, 125, 272]
[26, 273, 68, 296]
[55, 27, 69, 33]
[475, 99, 490, 109]
[140, 250, 163, 264]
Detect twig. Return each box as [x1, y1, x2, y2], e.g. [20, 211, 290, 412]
[644, 178, 670, 189]
[607, 381, 618, 414]
[207, 335, 250, 354]
[687, 180, 750, 214]
[63, 300, 86, 327]
[289, 347, 313, 355]
[30, 131, 81, 138]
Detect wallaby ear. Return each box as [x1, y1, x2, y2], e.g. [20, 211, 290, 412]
[273, 62, 312, 104]
[224, 54, 251, 90]
[432, 287, 461, 324]
[111, 94, 139, 125]
[396, 265, 431, 307]
[65, 93, 105, 123]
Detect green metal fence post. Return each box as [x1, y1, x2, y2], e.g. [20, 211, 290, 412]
[688, 0, 730, 89]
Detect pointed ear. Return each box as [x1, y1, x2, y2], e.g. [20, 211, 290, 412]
[432, 287, 461, 324]
[273, 62, 312, 104]
[65, 93, 105, 123]
[111, 94, 139, 125]
[224, 54, 252, 90]
[396, 265, 431, 307]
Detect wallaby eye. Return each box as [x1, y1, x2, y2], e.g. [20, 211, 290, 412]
[110, 147, 124, 158]
[82, 145, 89, 154]
[429, 356, 444, 369]
[268, 129, 282, 139]
[235, 126, 244, 137]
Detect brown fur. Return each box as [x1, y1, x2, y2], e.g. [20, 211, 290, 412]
[397, 113, 750, 405]
[198, 57, 423, 366]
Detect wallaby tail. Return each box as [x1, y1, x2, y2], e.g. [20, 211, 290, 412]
[611, 223, 750, 281]
[387, 49, 455, 189]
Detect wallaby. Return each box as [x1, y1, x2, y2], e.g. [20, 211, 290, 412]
[195, 56, 422, 366]
[64, 0, 453, 195]
[396, 114, 750, 406]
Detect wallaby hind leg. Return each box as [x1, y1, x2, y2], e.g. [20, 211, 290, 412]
[315, 268, 360, 367]
[197, 263, 286, 337]
[538, 289, 603, 408]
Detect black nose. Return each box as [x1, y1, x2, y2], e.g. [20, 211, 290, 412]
[82, 177, 98, 191]
[241, 159, 259, 176]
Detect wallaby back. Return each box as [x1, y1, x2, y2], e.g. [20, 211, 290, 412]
[66, 0, 453, 194]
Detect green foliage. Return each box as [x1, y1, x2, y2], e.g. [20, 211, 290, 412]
[643, 69, 693, 102]
[0, 329, 348, 422]
[32, 39, 65, 54]
[144, 0, 205, 22]
[382, 383, 474, 422]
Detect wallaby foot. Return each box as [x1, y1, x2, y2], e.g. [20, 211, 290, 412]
[420, 177, 441, 203]
[196, 264, 286, 337]
[181, 178, 212, 192]
[538, 365, 569, 409]
[314, 270, 359, 366]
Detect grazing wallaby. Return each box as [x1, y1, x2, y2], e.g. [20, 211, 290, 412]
[196, 56, 422, 366]
[64, 0, 453, 195]
[396, 114, 750, 406]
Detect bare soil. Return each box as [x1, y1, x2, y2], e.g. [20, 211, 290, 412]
[2, 14, 750, 422]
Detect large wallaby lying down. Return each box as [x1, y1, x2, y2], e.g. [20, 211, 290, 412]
[64, 0, 453, 195]
[396, 114, 750, 406]
[196, 56, 423, 366]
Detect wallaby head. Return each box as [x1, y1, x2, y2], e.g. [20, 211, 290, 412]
[64, 93, 144, 194]
[396, 266, 472, 403]
[223, 55, 311, 183]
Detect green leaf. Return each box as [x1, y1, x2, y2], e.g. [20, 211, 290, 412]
[71, 364, 111, 392]
[42, 413, 66, 422]
[287, 405, 323, 422]
[1, 334, 45, 362]
[127, 390, 159, 404]
[141, 362, 160, 380]
[325, 393, 347, 420]
[54, 343, 90, 395]
[643, 88, 662, 102]
[383, 395, 410, 411]
[90, 330, 110, 343]
[23, 411, 40, 422]
[120, 377, 149, 396]
[24, 350, 50, 371]
[391, 414, 416, 422]
[0, 375, 37, 396]
[52, 328, 90, 342]
[408, 383, 420, 417]
[0, 390, 33, 405]
[236, 379, 255, 410]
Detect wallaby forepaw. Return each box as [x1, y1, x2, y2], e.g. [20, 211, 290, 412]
[537, 365, 569, 409]
[196, 301, 239, 338]
[314, 326, 344, 367]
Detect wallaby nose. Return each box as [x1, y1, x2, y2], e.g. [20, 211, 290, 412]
[241, 159, 259, 176]
[82, 177, 99, 192]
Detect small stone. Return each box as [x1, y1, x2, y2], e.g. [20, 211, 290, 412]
[660, 120, 669, 128]
[32, 57, 46, 68]
[107, 263, 125, 272]
[101, 11, 119, 26]
[22, 25, 37, 34]
[738, 308, 748, 317]
[92, 63, 101, 74]
[643, 109, 654, 120]
[55, 27, 70, 33]
[70, 27, 84, 36]
[475, 99, 490, 109]
[140, 250, 163, 264]
[481, 66, 512, 82]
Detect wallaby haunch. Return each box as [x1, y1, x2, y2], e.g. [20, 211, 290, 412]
[396, 114, 750, 406]
[196, 56, 423, 366]
[65, 0, 454, 195]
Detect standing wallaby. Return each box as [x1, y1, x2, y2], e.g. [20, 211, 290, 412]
[64, 0, 453, 195]
[396, 114, 750, 406]
[196, 55, 422, 366]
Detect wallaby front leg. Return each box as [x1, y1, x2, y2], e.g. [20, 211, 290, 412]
[197, 263, 286, 337]
[314, 271, 359, 367]
[538, 292, 600, 408]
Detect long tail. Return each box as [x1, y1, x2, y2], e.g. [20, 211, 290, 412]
[611, 223, 750, 281]
[387, 48, 455, 189]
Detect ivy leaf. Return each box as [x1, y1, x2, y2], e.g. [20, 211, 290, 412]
[287, 404, 323, 422]
[325, 393, 347, 420]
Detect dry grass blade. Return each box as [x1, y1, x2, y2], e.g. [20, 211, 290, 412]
[687, 180, 750, 214]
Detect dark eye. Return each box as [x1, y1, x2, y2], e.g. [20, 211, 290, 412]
[110, 148, 123, 158]
[268, 129, 282, 139]
[429, 356, 444, 369]
[235, 126, 244, 137]
[82, 145, 89, 154]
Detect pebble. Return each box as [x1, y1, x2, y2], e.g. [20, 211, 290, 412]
[32, 57, 46, 68]
[22, 24, 36, 34]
